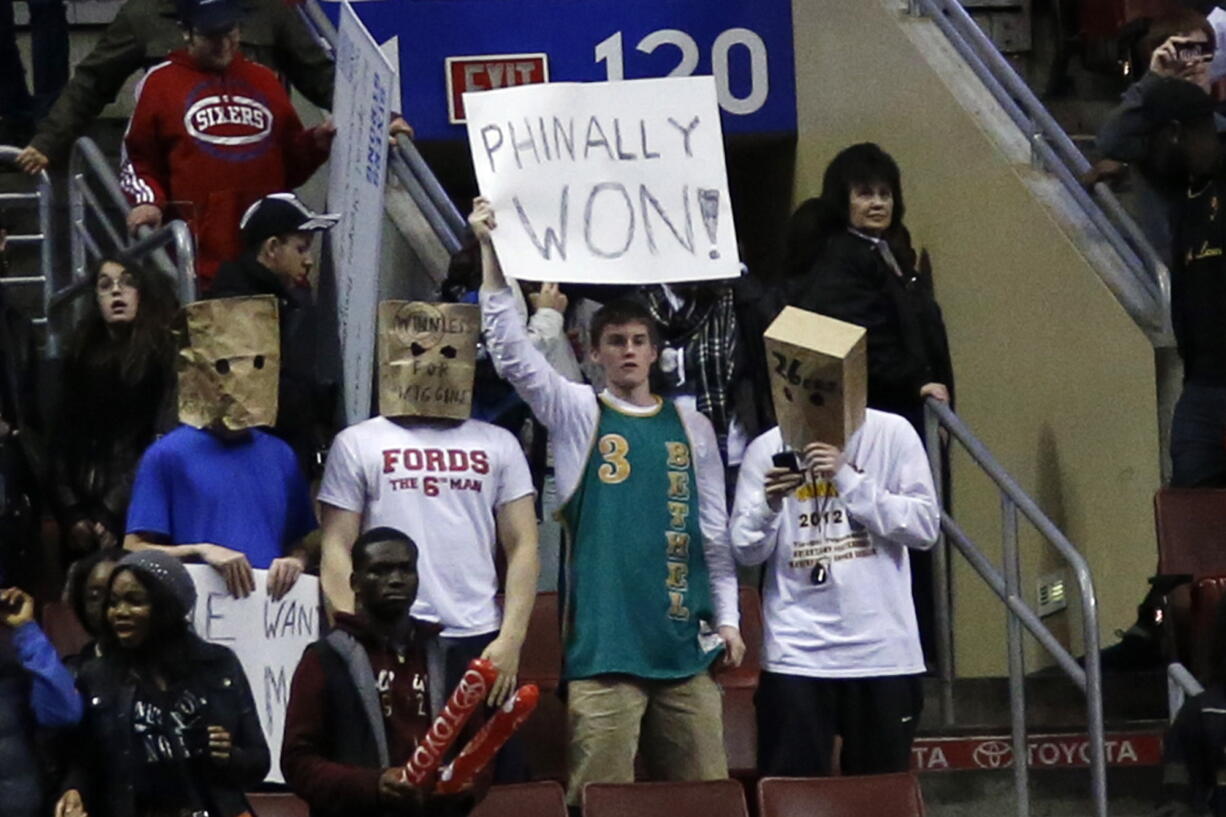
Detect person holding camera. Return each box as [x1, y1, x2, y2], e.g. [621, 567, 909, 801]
[729, 409, 939, 778]
[54, 550, 268, 817]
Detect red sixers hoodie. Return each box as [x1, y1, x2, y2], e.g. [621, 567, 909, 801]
[120, 50, 330, 286]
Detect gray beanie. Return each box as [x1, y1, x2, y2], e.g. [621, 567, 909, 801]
[116, 550, 197, 618]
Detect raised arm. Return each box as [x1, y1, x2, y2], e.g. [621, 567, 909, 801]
[472, 197, 593, 434]
[2, 589, 82, 728]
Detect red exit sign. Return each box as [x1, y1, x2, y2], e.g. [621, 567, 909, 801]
[446, 54, 550, 124]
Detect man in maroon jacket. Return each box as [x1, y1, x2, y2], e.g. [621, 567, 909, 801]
[119, 0, 334, 287]
[282, 527, 480, 817]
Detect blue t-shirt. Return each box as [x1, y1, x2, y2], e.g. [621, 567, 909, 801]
[126, 426, 317, 568]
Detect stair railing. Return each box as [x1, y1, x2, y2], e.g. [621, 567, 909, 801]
[52, 136, 196, 355]
[908, 0, 1170, 343]
[297, 0, 464, 255]
[0, 145, 55, 347]
[925, 397, 1107, 817]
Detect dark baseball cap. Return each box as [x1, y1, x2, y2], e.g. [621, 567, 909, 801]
[240, 193, 340, 247]
[177, 0, 241, 35]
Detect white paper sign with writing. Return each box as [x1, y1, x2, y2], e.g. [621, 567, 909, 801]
[464, 76, 740, 284]
[328, 1, 394, 423]
[187, 566, 321, 784]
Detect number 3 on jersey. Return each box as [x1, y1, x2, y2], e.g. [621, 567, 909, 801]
[598, 434, 631, 484]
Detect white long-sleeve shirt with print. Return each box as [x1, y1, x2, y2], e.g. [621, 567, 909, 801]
[731, 411, 939, 678]
[481, 286, 739, 630]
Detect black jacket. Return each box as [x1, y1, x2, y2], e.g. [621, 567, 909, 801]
[67, 639, 269, 817]
[210, 254, 335, 476]
[51, 342, 175, 551]
[788, 231, 954, 418]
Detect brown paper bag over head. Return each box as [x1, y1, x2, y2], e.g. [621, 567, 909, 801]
[378, 302, 478, 420]
[176, 295, 280, 431]
[764, 306, 867, 450]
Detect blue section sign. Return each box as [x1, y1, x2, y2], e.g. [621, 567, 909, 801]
[323, 0, 796, 141]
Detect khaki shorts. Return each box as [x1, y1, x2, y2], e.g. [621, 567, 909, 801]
[566, 672, 728, 805]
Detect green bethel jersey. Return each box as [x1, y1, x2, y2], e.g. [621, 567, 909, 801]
[560, 395, 720, 680]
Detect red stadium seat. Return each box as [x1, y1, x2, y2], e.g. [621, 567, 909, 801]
[247, 792, 309, 817]
[1191, 577, 1226, 677]
[722, 687, 757, 780]
[583, 780, 749, 817]
[519, 591, 563, 691]
[757, 773, 925, 817]
[472, 782, 568, 817]
[1155, 488, 1226, 667]
[40, 600, 90, 659]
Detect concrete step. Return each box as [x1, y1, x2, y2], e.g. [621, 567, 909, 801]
[919, 764, 1160, 817]
[920, 669, 1168, 732]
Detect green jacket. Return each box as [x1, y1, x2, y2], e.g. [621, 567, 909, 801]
[30, 0, 335, 162]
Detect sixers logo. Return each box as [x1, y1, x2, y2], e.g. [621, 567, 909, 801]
[184, 95, 273, 146]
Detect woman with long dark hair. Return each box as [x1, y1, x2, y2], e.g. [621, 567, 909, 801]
[51, 257, 176, 557]
[783, 144, 954, 665]
[784, 143, 953, 431]
[55, 550, 268, 817]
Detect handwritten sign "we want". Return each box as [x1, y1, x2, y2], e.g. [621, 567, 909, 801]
[465, 76, 740, 284]
[188, 565, 320, 784]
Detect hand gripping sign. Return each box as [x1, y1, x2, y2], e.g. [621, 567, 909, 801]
[404, 658, 499, 786]
[435, 684, 541, 794]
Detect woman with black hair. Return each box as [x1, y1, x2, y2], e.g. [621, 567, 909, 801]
[784, 143, 953, 432]
[51, 258, 176, 558]
[61, 547, 125, 671]
[54, 550, 269, 817]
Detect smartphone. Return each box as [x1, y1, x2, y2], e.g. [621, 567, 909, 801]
[1174, 38, 1213, 65]
[771, 451, 802, 473]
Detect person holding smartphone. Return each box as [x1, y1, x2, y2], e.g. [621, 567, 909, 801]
[729, 404, 939, 778]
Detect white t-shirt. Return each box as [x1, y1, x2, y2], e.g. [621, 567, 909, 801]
[318, 416, 536, 637]
[730, 412, 940, 678]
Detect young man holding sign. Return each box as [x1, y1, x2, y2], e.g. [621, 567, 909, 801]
[471, 198, 744, 804]
[730, 307, 939, 777]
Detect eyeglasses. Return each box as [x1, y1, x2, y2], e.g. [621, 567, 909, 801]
[96, 274, 137, 292]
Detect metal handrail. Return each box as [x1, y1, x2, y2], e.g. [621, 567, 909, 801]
[0, 145, 56, 346]
[909, 0, 1171, 341]
[925, 397, 1106, 817]
[56, 137, 197, 354]
[298, 0, 464, 254]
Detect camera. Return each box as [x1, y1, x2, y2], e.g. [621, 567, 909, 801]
[1175, 39, 1213, 65]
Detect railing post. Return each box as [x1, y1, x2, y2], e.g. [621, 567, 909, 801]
[1002, 496, 1030, 817]
[1083, 589, 1108, 817]
[37, 170, 56, 356]
[925, 401, 955, 726]
[1029, 125, 1045, 171]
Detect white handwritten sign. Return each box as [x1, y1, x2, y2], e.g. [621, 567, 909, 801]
[464, 76, 740, 284]
[187, 566, 320, 784]
[328, 1, 394, 424]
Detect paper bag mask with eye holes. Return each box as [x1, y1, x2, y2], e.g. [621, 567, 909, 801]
[176, 295, 280, 431]
[764, 306, 867, 450]
[378, 301, 478, 420]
